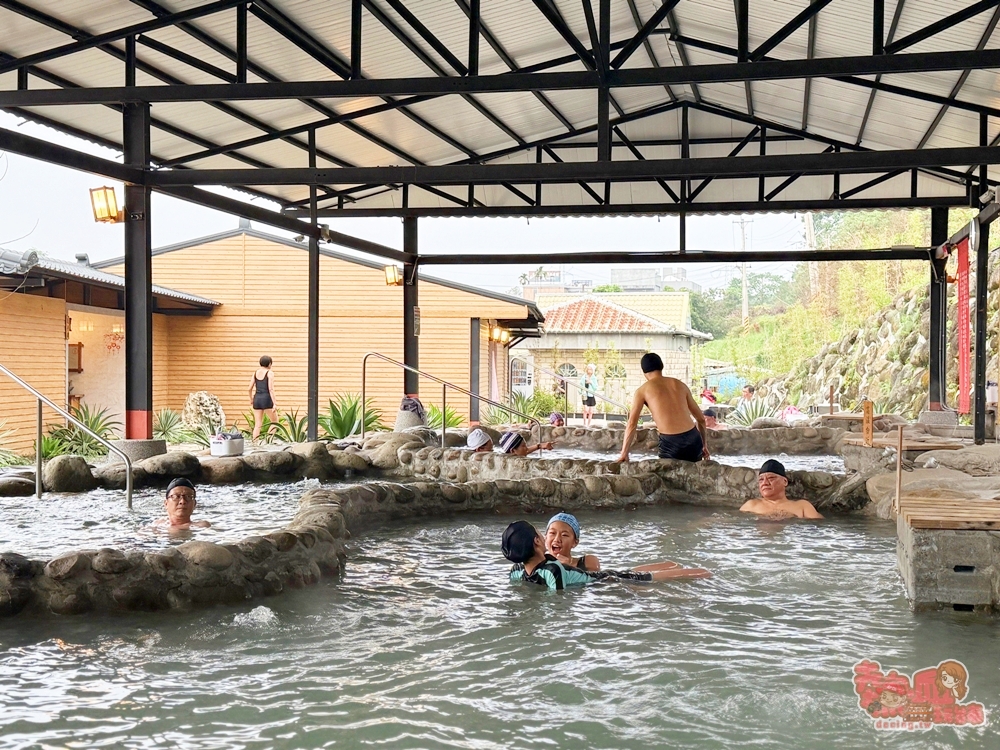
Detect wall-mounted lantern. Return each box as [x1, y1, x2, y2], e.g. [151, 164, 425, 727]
[89, 186, 124, 224]
[384, 265, 403, 286]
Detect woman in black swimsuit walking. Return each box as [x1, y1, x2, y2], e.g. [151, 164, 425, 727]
[248, 355, 277, 441]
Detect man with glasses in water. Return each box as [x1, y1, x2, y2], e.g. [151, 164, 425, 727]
[616, 352, 709, 463]
[154, 478, 211, 530]
[740, 459, 823, 519]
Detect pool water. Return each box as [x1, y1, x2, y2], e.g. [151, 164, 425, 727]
[545, 448, 846, 474]
[0, 506, 995, 749]
[0, 480, 324, 559]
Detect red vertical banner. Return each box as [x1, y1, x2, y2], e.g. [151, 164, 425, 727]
[957, 237, 971, 414]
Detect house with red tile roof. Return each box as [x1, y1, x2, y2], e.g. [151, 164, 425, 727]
[511, 293, 711, 415]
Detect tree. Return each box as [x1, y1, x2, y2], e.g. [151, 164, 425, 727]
[593, 284, 623, 292]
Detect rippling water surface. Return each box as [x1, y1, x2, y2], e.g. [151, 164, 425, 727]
[1, 507, 997, 749]
[0, 480, 322, 558]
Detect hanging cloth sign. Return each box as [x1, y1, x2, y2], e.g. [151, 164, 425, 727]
[957, 236, 971, 414]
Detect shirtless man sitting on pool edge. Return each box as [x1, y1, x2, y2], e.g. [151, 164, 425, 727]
[616, 352, 709, 463]
[740, 459, 823, 519]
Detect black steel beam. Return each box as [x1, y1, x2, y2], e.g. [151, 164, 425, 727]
[290, 196, 968, 218]
[468, 0, 480, 76]
[752, 0, 834, 61]
[929, 206, 949, 409]
[0, 125, 141, 183]
[624, 0, 675, 101]
[802, 0, 819, 130]
[886, 0, 1000, 54]
[975, 213, 992, 443]
[123, 101, 153, 440]
[403, 218, 419, 397]
[418, 248, 931, 265]
[469, 318, 481, 423]
[147, 145, 1000, 187]
[350, 0, 362, 78]
[0, 0, 246, 75]
[307, 129, 319, 442]
[7, 46, 1000, 106]
[736, 0, 749, 61]
[531, 0, 596, 68]
[611, 0, 680, 69]
[236, 1, 247, 84]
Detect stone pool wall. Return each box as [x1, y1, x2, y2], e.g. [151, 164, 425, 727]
[517, 424, 847, 456]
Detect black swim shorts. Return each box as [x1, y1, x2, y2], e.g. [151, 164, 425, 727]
[658, 427, 704, 462]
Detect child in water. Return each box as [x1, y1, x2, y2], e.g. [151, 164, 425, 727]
[503, 520, 711, 590]
[545, 512, 601, 571]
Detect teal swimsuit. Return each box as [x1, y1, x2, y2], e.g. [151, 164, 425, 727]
[509, 555, 652, 590]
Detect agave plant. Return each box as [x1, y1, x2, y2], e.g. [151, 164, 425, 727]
[181, 418, 219, 448]
[35, 434, 70, 460]
[318, 393, 384, 439]
[427, 404, 463, 429]
[481, 404, 515, 427]
[510, 391, 541, 420]
[48, 403, 122, 457]
[152, 409, 186, 444]
[0, 421, 28, 467]
[240, 410, 276, 443]
[728, 399, 779, 427]
[272, 409, 309, 443]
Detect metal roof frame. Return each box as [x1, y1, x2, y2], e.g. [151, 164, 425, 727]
[0, 0, 997, 256]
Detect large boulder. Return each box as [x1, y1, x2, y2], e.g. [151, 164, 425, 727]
[94, 462, 149, 490]
[750, 417, 788, 430]
[43, 455, 97, 493]
[914, 444, 1000, 477]
[200, 457, 249, 484]
[289, 442, 335, 479]
[181, 391, 226, 431]
[243, 449, 303, 476]
[363, 434, 425, 469]
[138, 451, 201, 480]
[0, 475, 35, 497]
[330, 451, 369, 473]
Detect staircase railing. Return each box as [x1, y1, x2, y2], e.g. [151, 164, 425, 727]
[0, 363, 133, 508]
[361, 352, 543, 451]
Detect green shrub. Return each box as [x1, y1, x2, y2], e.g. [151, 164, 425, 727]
[182, 418, 219, 448]
[272, 409, 308, 443]
[482, 404, 514, 426]
[427, 404, 463, 429]
[0, 421, 28, 467]
[36, 434, 70, 460]
[152, 409, 186, 444]
[530, 389, 560, 417]
[47, 403, 121, 458]
[241, 411, 275, 443]
[318, 393, 384, 439]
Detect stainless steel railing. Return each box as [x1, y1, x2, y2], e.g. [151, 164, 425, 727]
[509, 356, 631, 416]
[360, 352, 543, 451]
[0, 362, 133, 508]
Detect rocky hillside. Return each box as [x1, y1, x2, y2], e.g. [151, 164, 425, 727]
[765, 251, 1000, 417]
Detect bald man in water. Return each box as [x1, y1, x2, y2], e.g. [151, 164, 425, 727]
[616, 352, 709, 463]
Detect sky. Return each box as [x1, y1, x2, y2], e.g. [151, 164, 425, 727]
[0, 110, 807, 294]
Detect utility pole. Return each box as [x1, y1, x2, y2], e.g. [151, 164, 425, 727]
[736, 216, 752, 326]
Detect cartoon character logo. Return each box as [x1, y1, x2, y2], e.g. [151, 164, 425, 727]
[853, 659, 986, 731]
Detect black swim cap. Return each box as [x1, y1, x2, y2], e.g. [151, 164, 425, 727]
[704, 408, 717, 418]
[166, 477, 196, 496]
[501, 520, 538, 563]
[759, 459, 786, 478]
[640, 352, 664, 373]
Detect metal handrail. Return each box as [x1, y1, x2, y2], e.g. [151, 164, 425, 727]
[0, 362, 133, 508]
[509, 356, 631, 415]
[361, 352, 543, 451]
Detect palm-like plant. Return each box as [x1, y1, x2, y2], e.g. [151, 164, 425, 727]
[427, 404, 463, 429]
[0, 421, 27, 467]
[318, 393, 384, 439]
[181, 418, 219, 448]
[152, 409, 186, 444]
[48, 403, 122, 457]
[728, 399, 779, 427]
[36, 434, 70, 460]
[240, 410, 276, 443]
[273, 409, 309, 443]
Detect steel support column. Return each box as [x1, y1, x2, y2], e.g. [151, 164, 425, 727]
[307, 129, 319, 441]
[928, 206, 948, 409]
[469, 318, 481, 423]
[974, 215, 991, 443]
[403, 217, 419, 396]
[123, 101, 153, 439]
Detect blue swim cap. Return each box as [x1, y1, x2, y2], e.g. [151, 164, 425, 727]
[547, 512, 580, 539]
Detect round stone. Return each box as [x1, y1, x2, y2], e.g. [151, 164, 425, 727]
[178, 541, 235, 569]
[44, 553, 91, 581]
[91, 549, 133, 574]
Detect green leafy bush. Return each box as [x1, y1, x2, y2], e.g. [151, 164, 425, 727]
[318, 393, 384, 439]
[48, 404, 121, 457]
[181, 418, 219, 448]
[728, 400, 779, 427]
[272, 409, 308, 443]
[36, 434, 70, 460]
[152, 409, 186, 444]
[241, 411, 275, 443]
[482, 404, 514, 426]
[427, 404, 463, 429]
[530, 389, 560, 417]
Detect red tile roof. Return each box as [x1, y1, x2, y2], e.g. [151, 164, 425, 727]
[542, 296, 672, 333]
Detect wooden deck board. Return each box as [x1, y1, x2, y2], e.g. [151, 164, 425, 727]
[899, 495, 1000, 529]
[842, 436, 964, 450]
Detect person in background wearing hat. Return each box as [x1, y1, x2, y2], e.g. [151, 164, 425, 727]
[466, 428, 494, 452]
[703, 408, 726, 431]
[154, 478, 211, 530]
[545, 512, 600, 571]
[549, 412, 565, 428]
[502, 520, 711, 590]
[498, 431, 554, 456]
[740, 460, 823, 519]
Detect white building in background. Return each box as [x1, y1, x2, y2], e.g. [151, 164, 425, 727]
[610, 266, 702, 293]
